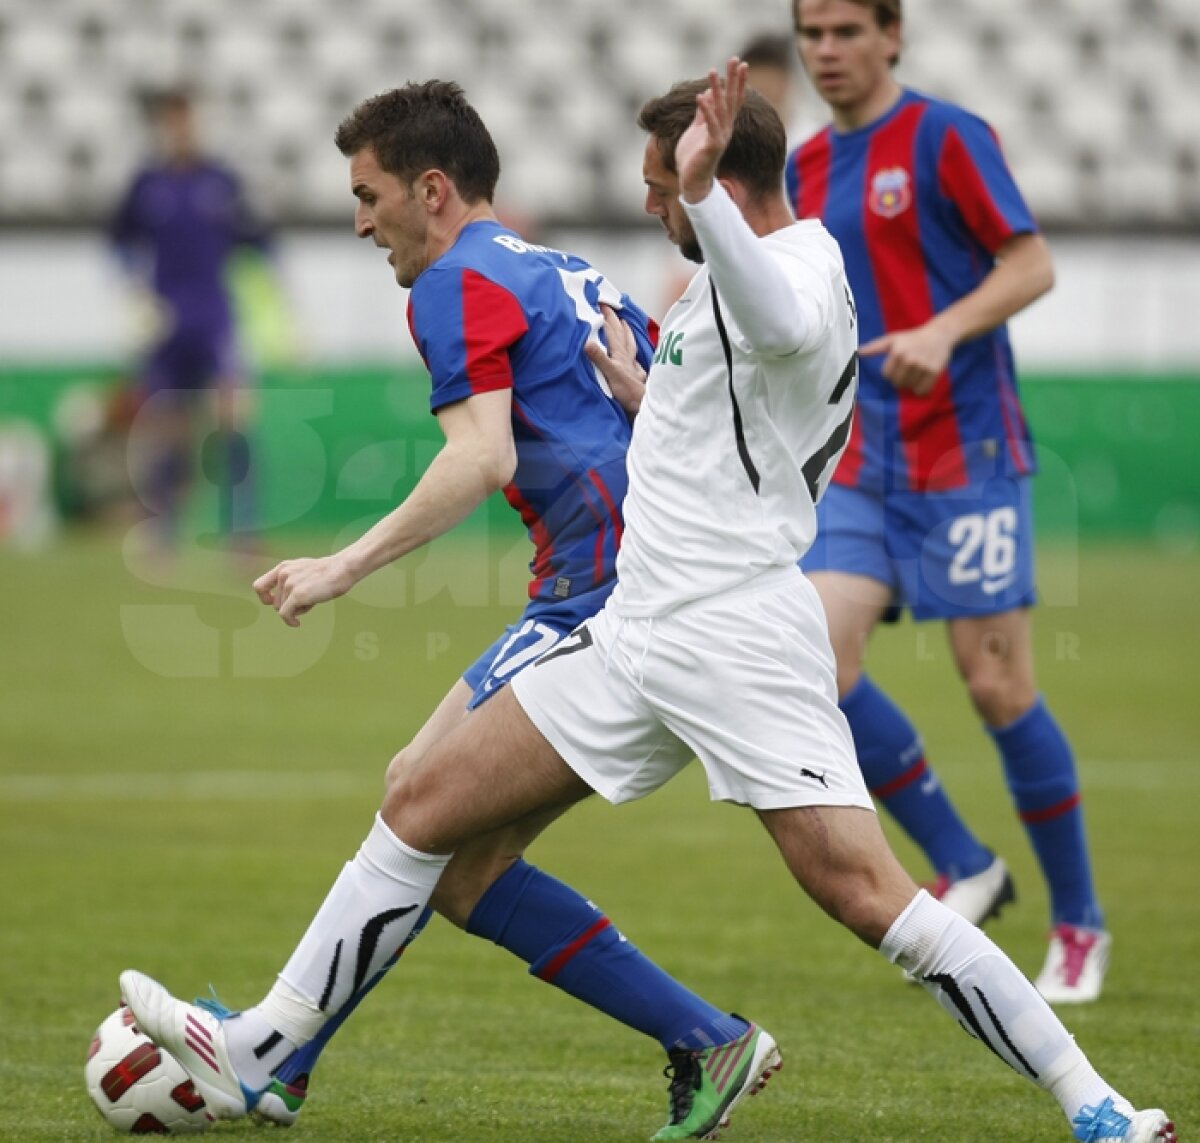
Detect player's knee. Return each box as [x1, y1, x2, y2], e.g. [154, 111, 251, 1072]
[963, 669, 1034, 727]
[380, 757, 437, 841]
[384, 745, 416, 793]
[380, 751, 473, 855]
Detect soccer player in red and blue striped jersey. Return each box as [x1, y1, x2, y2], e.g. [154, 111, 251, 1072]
[408, 215, 634, 693]
[788, 0, 1109, 1003]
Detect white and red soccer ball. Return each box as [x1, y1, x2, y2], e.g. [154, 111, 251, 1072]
[85, 1006, 213, 1135]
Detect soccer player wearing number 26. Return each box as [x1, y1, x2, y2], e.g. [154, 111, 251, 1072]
[121, 60, 1173, 1142]
[789, 0, 1111, 1004]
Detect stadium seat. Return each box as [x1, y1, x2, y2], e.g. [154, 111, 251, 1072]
[0, 0, 1196, 227]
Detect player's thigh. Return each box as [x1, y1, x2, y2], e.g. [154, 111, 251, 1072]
[807, 570, 892, 689]
[385, 677, 475, 788]
[803, 484, 895, 689]
[511, 612, 695, 806]
[389, 611, 579, 785]
[756, 802, 917, 946]
[134, 387, 194, 449]
[946, 607, 1038, 725]
[385, 684, 593, 854]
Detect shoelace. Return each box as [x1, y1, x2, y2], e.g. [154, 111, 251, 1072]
[1071, 1097, 1130, 1142]
[1054, 926, 1097, 986]
[194, 986, 234, 1020]
[661, 1049, 701, 1124]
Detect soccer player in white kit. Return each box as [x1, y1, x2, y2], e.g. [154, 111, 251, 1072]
[121, 61, 1174, 1143]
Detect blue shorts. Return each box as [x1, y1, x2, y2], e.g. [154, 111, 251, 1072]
[462, 589, 610, 709]
[144, 326, 241, 394]
[802, 479, 1037, 621]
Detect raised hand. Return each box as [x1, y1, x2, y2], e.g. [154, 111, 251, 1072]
[677, 57, 749, 205]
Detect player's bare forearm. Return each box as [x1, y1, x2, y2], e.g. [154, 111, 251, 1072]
[927, 232, 1054, 347]
[255, 390, 516, 626]
[861, 232, 1053, 393]
[340, 392, 516, 580]
[341, 440, 506, 578]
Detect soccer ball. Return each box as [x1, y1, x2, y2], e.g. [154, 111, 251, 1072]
[85, 1005, 213, 1135]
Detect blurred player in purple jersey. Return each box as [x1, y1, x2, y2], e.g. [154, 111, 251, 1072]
[242, 80, 753, 1126]
[110, 88, 271, 551]
[787, 0, 1109, 1002]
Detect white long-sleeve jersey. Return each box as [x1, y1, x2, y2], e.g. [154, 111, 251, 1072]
[610, 183, 859, 618]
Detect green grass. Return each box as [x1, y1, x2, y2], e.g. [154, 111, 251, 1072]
[1, 531, 1197, 1141]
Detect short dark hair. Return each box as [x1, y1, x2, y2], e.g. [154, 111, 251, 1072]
[793, 0, 902, 28]
[637, 80, 786, 200]
[141, 86, 194, 119]
[335, 80, 501, 204]
[740, 32, 795, 73]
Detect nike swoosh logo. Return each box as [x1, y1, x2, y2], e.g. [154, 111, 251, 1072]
[982, 574, 1017, 595]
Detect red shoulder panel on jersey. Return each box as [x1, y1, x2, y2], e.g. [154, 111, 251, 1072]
[937, 127, 1016, 256]
[461, 268, 529, 394]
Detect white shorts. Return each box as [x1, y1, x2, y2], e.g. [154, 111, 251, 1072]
[511, 565, 874, 812]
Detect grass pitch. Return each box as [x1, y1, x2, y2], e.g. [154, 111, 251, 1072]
[1, 531, 1196, 1141]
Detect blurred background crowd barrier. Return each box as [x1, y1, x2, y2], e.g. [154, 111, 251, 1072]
[0, 0, 1197, 551]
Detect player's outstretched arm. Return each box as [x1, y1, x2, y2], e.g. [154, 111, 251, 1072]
[676, 59, 816, 357]
[254, 389, 515, 627]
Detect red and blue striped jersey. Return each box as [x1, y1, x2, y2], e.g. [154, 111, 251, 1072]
[407, 220, 654, 607]
[787, 89, 1038, 493]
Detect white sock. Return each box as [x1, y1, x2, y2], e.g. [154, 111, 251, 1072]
[881, 891, 1117, 1121]
[221, 1007, 298, 1092]
[228, 814, 449, 1079]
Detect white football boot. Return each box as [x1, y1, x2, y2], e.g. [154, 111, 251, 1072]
[1035, 923, 1112, 1003]
[930, 855, 1015, 927]
[119, 969, 257, 1119]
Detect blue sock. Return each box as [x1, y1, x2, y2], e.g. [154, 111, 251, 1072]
[271, 906, 434, 1086]
[842, 675, 993, 881]
[989, 698, 1103, 928]
[212, 427, 257, 539]
[468, 861, 747, 1052]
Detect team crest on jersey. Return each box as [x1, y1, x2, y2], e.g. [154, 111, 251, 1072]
[869, 167, 912, 218]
